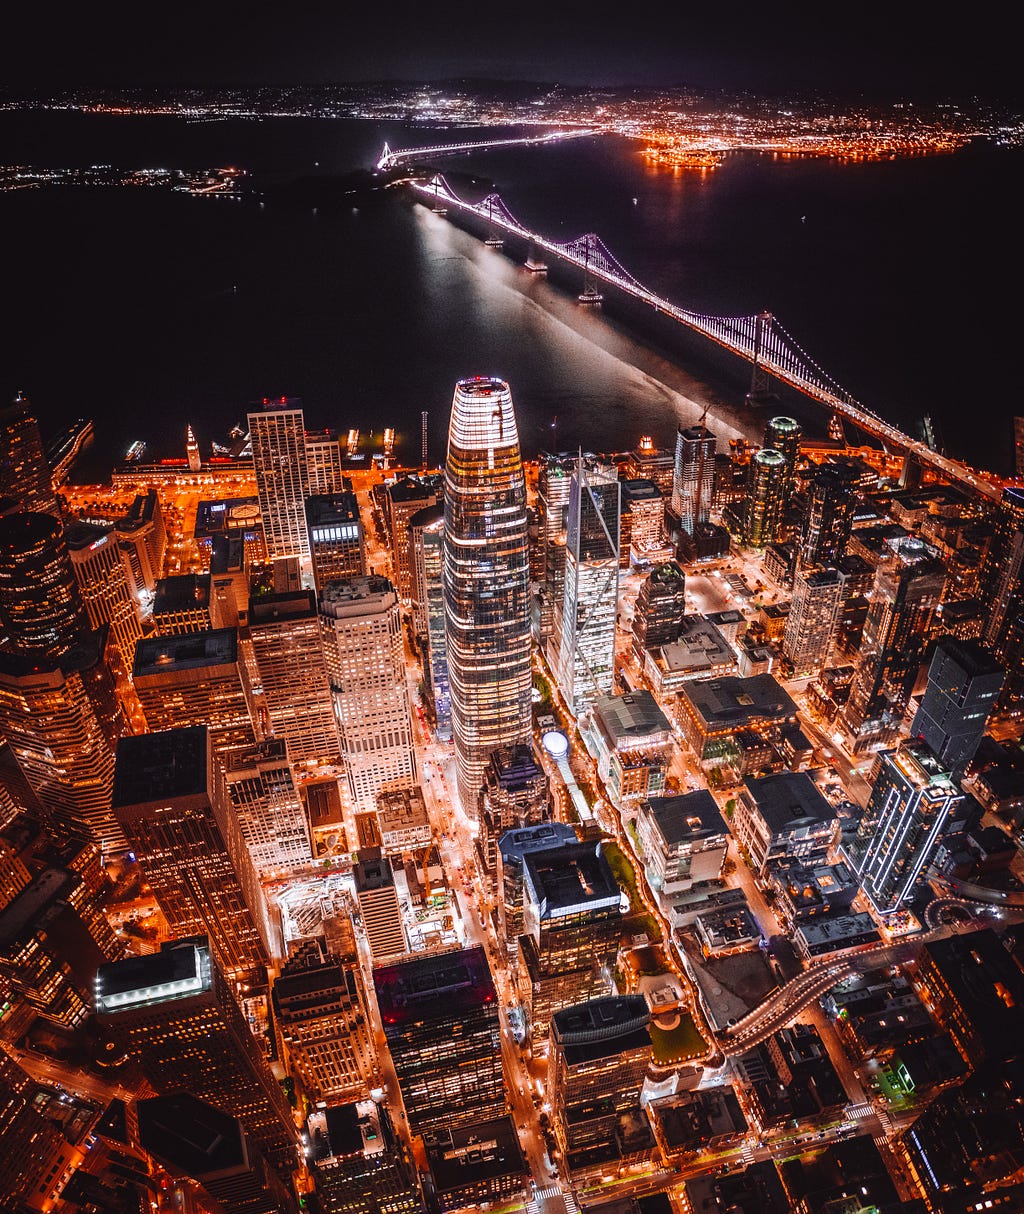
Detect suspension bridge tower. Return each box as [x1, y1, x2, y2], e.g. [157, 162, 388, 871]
[745, 311, 780, 408]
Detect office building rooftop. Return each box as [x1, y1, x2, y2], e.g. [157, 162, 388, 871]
[112, 725, 209, 808]
[132, 628, 238, 678]
[374, 945, 496, 1028]
[523, 841, 620, 919]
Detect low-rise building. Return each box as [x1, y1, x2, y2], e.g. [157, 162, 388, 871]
[423, 1116, 528, 1213]
[792, 911, 881, 959]
[675, 674, 798, 776]
[375, 786, 432, 855]
[643, 615, 736, 693]
[584, 690, 673, 806]
[634, 791, 728, 902]
[731, 770, 837, 873]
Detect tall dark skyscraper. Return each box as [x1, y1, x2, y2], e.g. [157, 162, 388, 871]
[0, 512, 88, 657]
[0, 392, 58, 517]
[843, 536, 946, 752]
[95, 937, 299, 1185]
[911, 638, 1004, 780]
[800, 463, 858, 568]
[373, 945, 506, 1136]
[443, 378, 532, 811]
[631, 560, 687, 662]
[979, 485, 1024, 712]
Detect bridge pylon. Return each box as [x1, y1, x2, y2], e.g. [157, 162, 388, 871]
[577, 234, 603, 305]
[745, 310, 780, 408]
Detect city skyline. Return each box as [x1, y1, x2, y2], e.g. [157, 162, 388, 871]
[2, 23, 1024, 1207]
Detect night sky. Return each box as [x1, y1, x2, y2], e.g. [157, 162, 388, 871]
[6, 1, 1021, 100]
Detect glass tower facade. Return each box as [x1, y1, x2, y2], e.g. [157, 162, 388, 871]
[247, 399, 311, 566]
[843, 739, 964, 914]
[443, 377, 532, 812]
[671, 423, 716, 536]
[556, 460, 620, 717]
[743, 447, 788, 548]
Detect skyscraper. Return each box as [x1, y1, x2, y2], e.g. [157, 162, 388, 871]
[783, 566, 845, 676]
[95, 937, 299, 1183]
[478, 743, 551, 881]
[910, 638, 1004, 780]
[111, 726, 271, 978]
[631, 560, 687, 663]
[272, 938, 375, 1103]
[0, 512, 88, 657]
[534, 453, 577, 646]
[800, 463, 858, 568]
[743, 448, 788, 548]
[248, 590, 341, 765]
[671, 423, 716, 536]
[219, 738, 312, 880]
[132, 628, 256, 754]
[319, 576, 417, 809]
[842, 739, 965, 914]
[373, 945, 506, 1136]
[247, 398, 311, 566]
[0, 630, 126, 852]
[306, 492, 365, 593]
[979, 486, 1024, 712]
[548, 995, 651, 1171]
[763, 414, 802, 516]
[443, 378, 532, 811]
[0, 392, 58, 517]
[518, 840, 623, 1042]
[408, 503, 451, 741]
[353, 849, 407, 961]
[64, 519, 143, 676]
[556, 458, 620, 717]
[843, 536, 946, 751]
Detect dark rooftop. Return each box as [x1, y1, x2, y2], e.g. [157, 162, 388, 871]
[152, 573, 211, 615]
[95, 938, 210, 1009]
[138, 1093, 247, 1177]
[592, 690, 672, 744]
[640, 791, 726, 846]
[132, 627, 239, 679]
[522, 841, 620, 919]
[424, 1115, 526, 1193]
[112, 725, 210, 808]
[248, 589, 317, 624]
[374, 945, 497, 1029]
[742, 770, 836, 833]
[681, 674, 797, 729]
[305, 492, 360, 528]
[498, 821, 579, 866]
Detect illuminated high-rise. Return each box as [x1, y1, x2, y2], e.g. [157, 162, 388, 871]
[534, 453, 576, 646]
[306, 492, 365, 594]
[743, 447, 788, 548]
[979, 486, 1024, 712]
[783, 566, 844, 676]
[64, 519, 143, 676]
[843, 536, 946, 751]
[409, 503, 451, 741]
[0, 392, 58, 517]
[247, 397, 311, 566]
[443, 378, 532, 811]
[249, 590, 341, 765]
[95, 936, 299, 1184]
[0, 512, 88, 657]
[373, 944, 506, 1135]
[319, 575, 417, 809]
[556, 458, 620, 717]
[842, 739, 964, 914]
[763, 414, 802, 518]
[800, 463, 858, 568]
[219, 738, 312, 880]
[671, 423, 716, 536]
[111, 726, 271, 978]
[0, 630, 126, 853]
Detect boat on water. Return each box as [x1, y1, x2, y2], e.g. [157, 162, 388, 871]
[125, 440, 146, 462]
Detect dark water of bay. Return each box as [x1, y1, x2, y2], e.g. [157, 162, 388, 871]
[1, 109, 1020, 480]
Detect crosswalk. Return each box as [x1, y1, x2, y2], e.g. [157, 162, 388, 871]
[740, 1138, 758, 1166]
[528, 1184, 579, 1214]
[847, 1102, 875, 1119]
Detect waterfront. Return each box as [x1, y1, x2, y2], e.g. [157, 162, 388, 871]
[1, 109, 1020, 478]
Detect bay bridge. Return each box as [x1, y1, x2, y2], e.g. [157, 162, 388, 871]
[376, 128, 599, 172]
[378, 154, 1003, 502]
